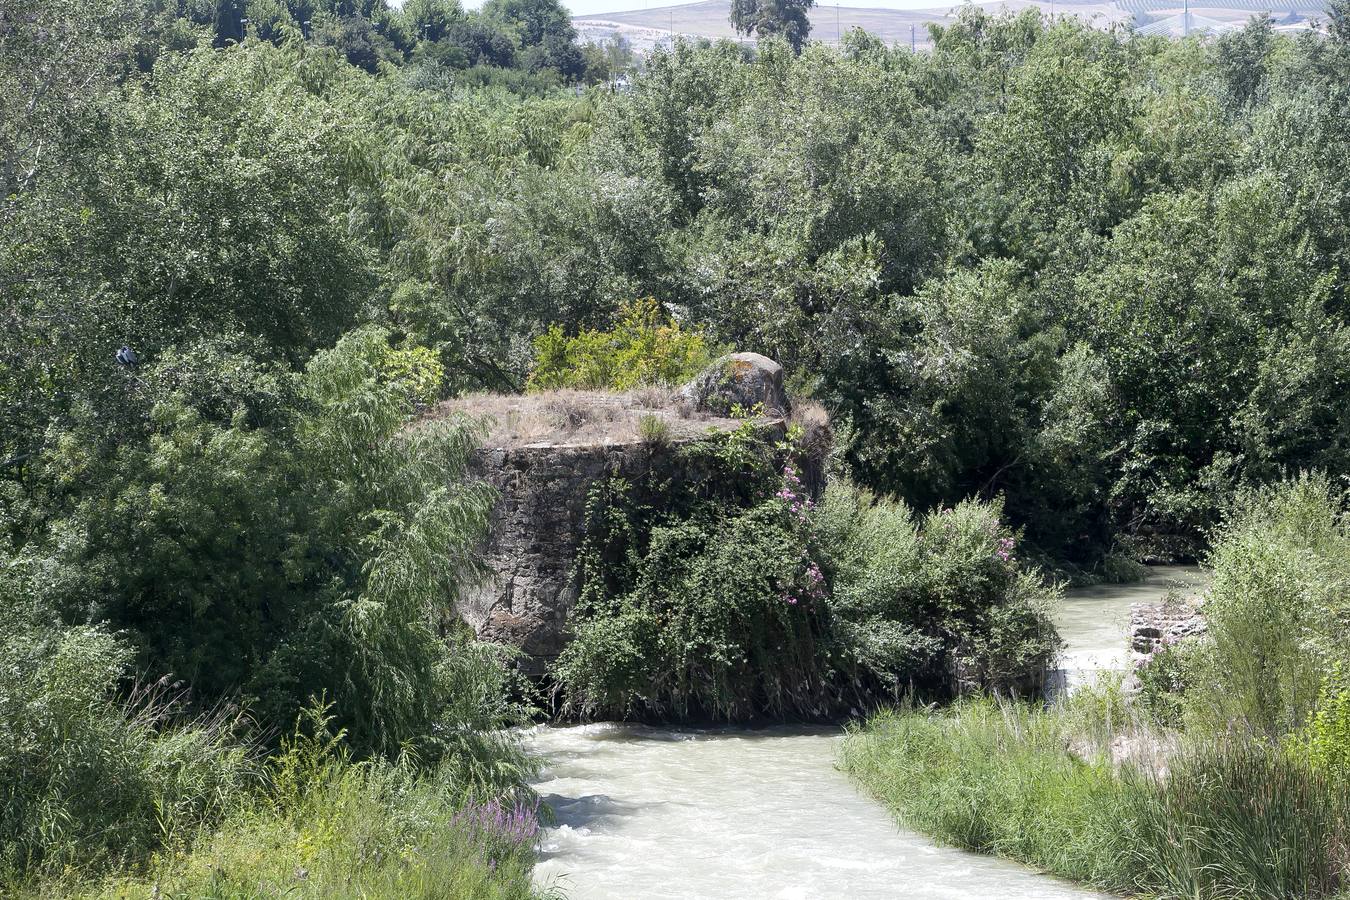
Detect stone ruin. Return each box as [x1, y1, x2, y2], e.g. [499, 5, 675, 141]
[443, 353, 826, 675]
[1129, 596, 1206, 658]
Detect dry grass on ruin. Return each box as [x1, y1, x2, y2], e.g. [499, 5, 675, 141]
[428, 389, 829, 450]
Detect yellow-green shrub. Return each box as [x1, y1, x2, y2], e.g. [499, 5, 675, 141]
[527, 298, 714, 391]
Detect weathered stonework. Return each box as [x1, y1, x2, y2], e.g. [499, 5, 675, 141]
[457, 422, 794, 675]
[451, 355, 828, 674]
[1128, 598, 1206, 657]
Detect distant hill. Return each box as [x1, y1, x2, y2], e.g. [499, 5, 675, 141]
[573, 0, 1325, 52]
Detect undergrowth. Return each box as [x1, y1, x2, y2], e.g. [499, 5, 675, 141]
[8, 706, 548, 900]
[841, 698, 1350, 899]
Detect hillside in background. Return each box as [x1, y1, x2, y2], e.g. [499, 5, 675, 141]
[574, 0, 1325, 51]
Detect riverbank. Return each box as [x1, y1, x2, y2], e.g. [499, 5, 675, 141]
[841, 696, 1349, 900]
[841, 477, 1350, 900]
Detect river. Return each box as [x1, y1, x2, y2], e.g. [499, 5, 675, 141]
[527, 566, 1205, 899]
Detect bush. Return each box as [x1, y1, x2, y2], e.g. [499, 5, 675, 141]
[527, 298, 715, 392]
[555, 490, 834, 720]
[1135, 637, 1194, 728]
[0, 621, 256, 882]
[636, 412, 672, 447]
[554, 431, 1063, 719]
[821, 484, 1062, 696]
[3, 327, 501, 763]
[75, 707, 542, 900]
[1285, 668, 1350, 777]
[1183, 472, 1350, 738]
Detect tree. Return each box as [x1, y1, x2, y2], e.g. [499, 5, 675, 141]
[1327, 0, 1350, 45]
[402, 0, 463, 44]
[482, 0, 572, 47]
[729, 0, 815, 52]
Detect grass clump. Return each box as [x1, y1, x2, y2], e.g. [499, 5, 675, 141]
[1182, 472, 1350, 739]
[0, 621, 258, 883]
[842, 698, 1350, 899]
[637, 412, 673, 447]
[0, 612, 545, 898]
[47, 708, 545, 900]
[841, 700, 1138, 888]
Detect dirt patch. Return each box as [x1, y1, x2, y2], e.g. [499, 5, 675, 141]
[427, 388, 765, 449]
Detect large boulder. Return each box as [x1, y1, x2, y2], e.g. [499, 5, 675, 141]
[676, 352, 791, 419]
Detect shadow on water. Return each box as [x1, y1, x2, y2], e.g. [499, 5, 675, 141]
[539, 792, 644, 831]
[536, 791, 692, 863]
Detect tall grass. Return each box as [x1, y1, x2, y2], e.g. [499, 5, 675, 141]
[841, 699, 1350, 899]
[841, 700, 1139, 888]
[11, 708, 548, 900]
[0, 619, 548, 899]
[1132, 740, 1349, 899]
[1183, 473, 1350, 739]
[0, 624, 258, 883]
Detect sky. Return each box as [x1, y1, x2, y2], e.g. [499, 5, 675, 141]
[453, 0, 952, 20]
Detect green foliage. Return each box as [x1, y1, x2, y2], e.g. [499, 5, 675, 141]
[39, 704, 542, 899]
[555, 433, 1061, 719]
[554, 429, 830, 720]
[1134, 637, 1194, 728]
[728, 3, 815, 53]
[527, 298, 715, 392]
[2, 325, 499, 762]
[820, 485, 1062, 696]
[0, 620, 257, 881]
[843, 699, 1350, 899]
[636, 412, 672, 447]
[1286, 669, 1350, 777]
[1182, 473, 1350, 738]
[558, 500, 833, 720]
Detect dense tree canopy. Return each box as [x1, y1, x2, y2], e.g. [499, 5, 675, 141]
[5, 0, 1350, 786]
[729, 0, 816, 52]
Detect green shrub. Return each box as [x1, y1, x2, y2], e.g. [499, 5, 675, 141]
[555, 436, 1062, 719]
[821, 484, 1062, 696]
[0, 622, 257, 882]
[1184, 472, 1350, 738]
[556, 496, 833, 720]
[71, 708, 543, 900]
[527, 298, 716, 392]
[3, 327, 500, 763]
[636, 412, 672, 447]
[1285, 669, 1350, 777]
[1136, 637, 1195, 728]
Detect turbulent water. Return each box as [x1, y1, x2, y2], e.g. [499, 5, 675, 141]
[528, 566, 1204, 899]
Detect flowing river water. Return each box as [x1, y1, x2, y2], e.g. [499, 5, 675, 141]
[527, 566, 1205, 899]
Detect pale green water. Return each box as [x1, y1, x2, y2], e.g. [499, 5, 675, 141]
[526, 568, 1205, 898]
[1051, 565, 1206, 691]
[529, 723, 1111, 899]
